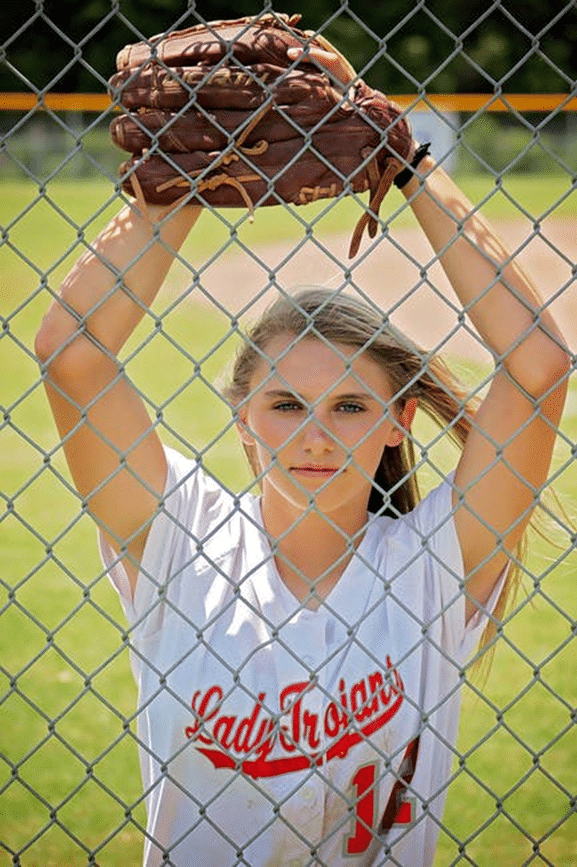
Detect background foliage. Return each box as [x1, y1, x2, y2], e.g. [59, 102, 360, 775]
[2, 0, 577, 95]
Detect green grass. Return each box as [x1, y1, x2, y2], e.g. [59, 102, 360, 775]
[2, 172, 576, 261]
[1, 176, 576, 865]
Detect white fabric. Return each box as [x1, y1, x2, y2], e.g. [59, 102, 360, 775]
[100, 446, 502, 867]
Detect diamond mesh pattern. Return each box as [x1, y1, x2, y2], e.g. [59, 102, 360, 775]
[1, 3, 576, 866]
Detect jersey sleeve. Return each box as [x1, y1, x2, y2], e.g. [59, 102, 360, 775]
[408, 472, 506, 662]
[99, 445, 232, 627]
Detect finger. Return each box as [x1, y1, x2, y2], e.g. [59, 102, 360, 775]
[286, 45, 355, 85]
[287, 45, 336, 64]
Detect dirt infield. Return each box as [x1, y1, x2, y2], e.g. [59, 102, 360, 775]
[195, 217, 576, 363]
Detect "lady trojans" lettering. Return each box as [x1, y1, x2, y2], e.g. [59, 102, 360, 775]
[184, 656, 404, 778]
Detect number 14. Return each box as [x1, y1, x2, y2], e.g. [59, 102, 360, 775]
[345, 739, 419, 856]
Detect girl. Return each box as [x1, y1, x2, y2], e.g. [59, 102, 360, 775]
[36, 97, 569, 867]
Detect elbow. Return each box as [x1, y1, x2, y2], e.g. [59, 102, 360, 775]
[35, 308, 107, 393]
[34, 308, 79, 373]
[538, 340, 572, 399]
[510, 339, 572, 404]
[34, 317, 62, 368]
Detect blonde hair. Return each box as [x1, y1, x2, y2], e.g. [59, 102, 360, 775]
[224, 287, 523, 659]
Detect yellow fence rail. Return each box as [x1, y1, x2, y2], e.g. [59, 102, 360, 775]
[1, 92, 577, 113]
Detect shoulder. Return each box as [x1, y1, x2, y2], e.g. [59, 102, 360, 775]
[159, 445, 265, 549]
[162, 445, 235, 516]
[365, 472, 463, 592]
[372, 472, 457, 548]
[364, 473, 471, 657]
[109, 446, 259, 614]
[403, 470, 456, 541]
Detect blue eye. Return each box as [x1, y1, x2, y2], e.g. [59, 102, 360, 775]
[273, 401, 303, 412]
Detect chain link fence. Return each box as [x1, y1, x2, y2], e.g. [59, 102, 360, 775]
[2, 3, 577, 866]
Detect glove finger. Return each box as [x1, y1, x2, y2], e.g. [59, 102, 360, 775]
[110, 97, 347, 155]
[118, 120, 391, 207]
[117, 13, 323, 73]
[110, 110, 228, 153]
[109, 63, 340, 112]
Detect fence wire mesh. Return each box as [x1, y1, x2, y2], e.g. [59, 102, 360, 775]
[1, 3, 577, 866]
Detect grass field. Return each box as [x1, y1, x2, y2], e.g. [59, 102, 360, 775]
[1, 175, 576, 865]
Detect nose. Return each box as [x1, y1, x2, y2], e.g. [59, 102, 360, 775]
[301, 415, 335, 455]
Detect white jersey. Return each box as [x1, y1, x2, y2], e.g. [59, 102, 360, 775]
[101, 446, 501, 867]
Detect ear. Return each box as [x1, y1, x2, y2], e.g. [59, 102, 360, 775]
[386, 398, 418, 447]
[235, 407, 255, 446]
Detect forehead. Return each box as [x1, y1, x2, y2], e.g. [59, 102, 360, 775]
[251, 335, 392, 397]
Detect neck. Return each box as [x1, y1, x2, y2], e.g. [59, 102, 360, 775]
[260, 487, 369, 608]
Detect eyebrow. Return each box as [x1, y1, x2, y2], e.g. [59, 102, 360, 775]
[263, 389, 381, 402]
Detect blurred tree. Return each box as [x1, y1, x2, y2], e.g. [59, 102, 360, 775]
[1, 0, 575, 93]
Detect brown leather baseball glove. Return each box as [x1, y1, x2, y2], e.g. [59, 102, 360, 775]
[108, 13, 414, 257]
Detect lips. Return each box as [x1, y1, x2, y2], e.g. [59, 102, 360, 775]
[290, 466, 340, 477]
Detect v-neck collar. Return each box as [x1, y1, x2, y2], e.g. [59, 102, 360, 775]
[246, 493, 380, 624]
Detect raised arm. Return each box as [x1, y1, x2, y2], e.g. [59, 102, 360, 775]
[35, 201, 202, 593]
[402, 158, 570, 621]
